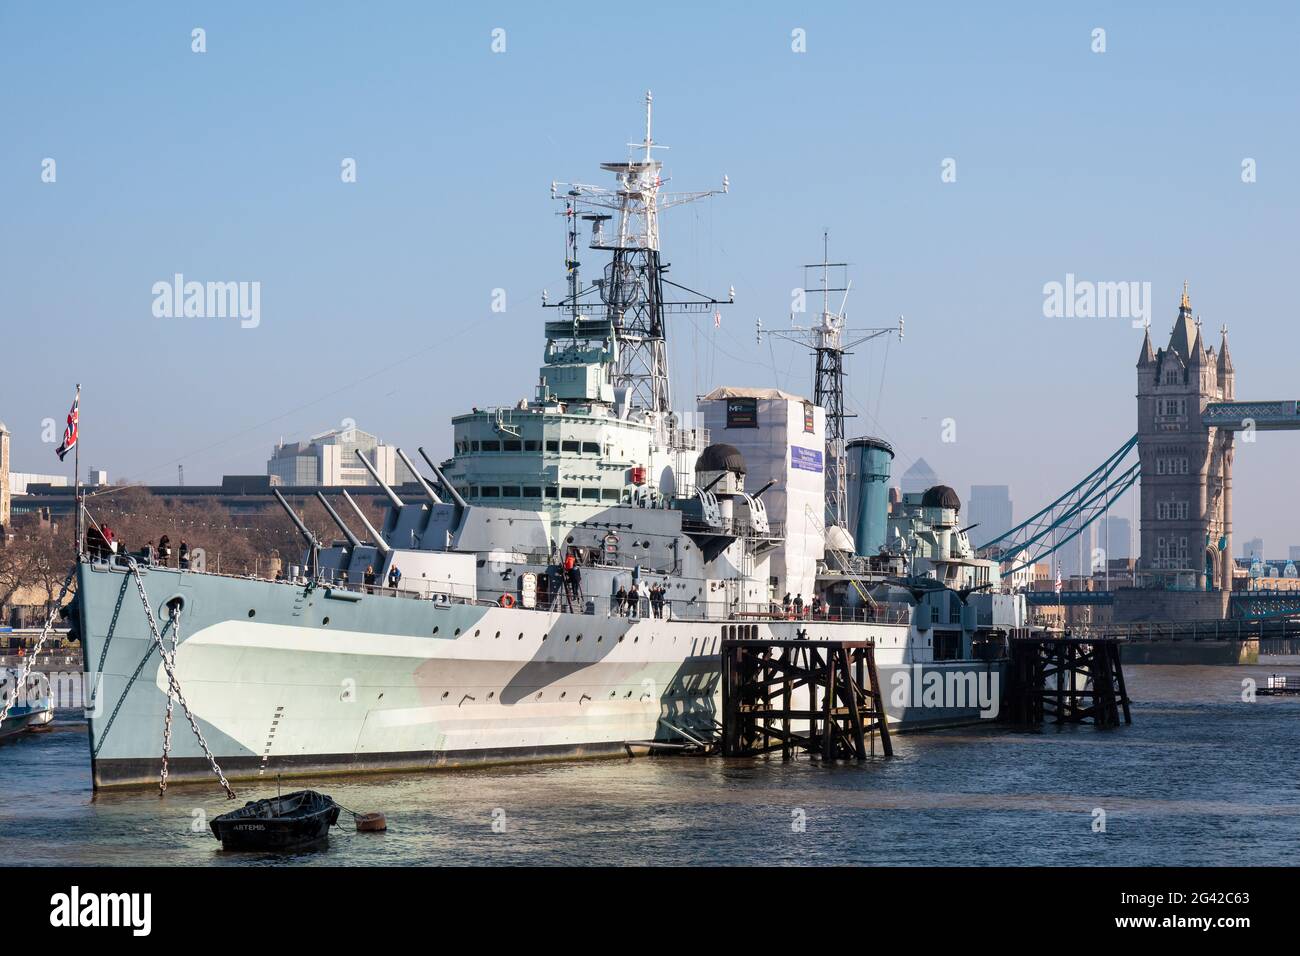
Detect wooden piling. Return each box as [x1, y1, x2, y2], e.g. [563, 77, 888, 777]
[1007, 635, 1131, 727]
[720, 639, 892, 760]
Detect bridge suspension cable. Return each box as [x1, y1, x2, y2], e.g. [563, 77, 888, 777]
[978, 434, 1140, 577]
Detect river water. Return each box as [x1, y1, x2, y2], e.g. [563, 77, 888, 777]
[3, 662, 1297, 866]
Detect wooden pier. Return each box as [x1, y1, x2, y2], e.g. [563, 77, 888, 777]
[1006, 636, 1131, 727]
[720, 639, 892, 760]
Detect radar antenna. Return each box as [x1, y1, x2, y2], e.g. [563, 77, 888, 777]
[756, 232, 903, 529]
[544, 91, 733, 417]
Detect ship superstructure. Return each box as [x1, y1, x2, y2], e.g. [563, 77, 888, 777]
[75, 98, 1013, 789]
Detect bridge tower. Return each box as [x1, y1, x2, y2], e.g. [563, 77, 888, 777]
[1135, 284, 1235, 591]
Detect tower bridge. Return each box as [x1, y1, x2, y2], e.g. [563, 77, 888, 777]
[979, 284, 1300, 621]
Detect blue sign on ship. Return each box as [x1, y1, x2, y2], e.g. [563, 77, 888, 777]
[791, 446, 823, 473]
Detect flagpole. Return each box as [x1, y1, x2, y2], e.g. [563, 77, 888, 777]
[73, 383, 82, 560]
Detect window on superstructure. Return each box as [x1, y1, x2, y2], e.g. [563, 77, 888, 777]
[545, 486, 559, 499]
[500, 486, 521, 498]
[471, 441, 480, 452]
[525, 440, 540, 451]
[581, 488, 600, 501]
[503, 440, 522, 452]
[601, 489, 621, 502]
[481, 440, 501, 452]
[561, 487, 579, 499]
[481, 486, 500, 498]
[582, 441, 601, 454]
[523, 486, 542, 498]
[562, 440, 580, 453]
[546, 440, 559, 452]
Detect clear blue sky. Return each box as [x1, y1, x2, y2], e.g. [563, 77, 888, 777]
[3, 2, 1298, 552]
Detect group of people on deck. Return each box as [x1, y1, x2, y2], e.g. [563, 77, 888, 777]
[86, 526, 190, 570]
[780, 592, 830, 620]
[613, 582, 667, 618]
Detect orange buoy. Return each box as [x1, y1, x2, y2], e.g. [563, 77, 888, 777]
[355, 812, 387, 832]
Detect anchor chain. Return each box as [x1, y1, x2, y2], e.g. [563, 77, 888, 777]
[0, 565, 76, 724]
[124, 559, 236, 799]
[159, 606, 180, 793]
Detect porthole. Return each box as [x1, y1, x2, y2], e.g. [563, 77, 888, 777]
[564, 634, 570, 642]
[474, 629, 481, 637]
[517, 632, 524, 640]
[495, 631, 501, 639]
[248, 609, 256, 618]
[536, 692, 543, 700]
[322, 617, 330, 626]
[618, 635, 624, 643]
[542, 633, 548, 642]
[433, 626, 440, 635]
[487, 691, 495, 700]
[633, 636, 639, 643]
[575, 634, 582, 643]
[597, 635, 603, 642]
[454, 628, 461, 636]
[441, 691, 450, 699]
[560, 691, 567, 699]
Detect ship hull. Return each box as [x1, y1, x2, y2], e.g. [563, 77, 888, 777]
[80, 561, 1006, 789]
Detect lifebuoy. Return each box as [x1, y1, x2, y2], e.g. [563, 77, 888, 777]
[499, 594, 516, 608]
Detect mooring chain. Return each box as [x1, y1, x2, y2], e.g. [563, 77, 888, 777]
[124, 560, 236, 799]
[0, 565, 77, 725]
[158, 607, 180, 793]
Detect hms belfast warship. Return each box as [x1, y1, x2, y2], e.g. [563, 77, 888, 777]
[77, 96, 1020, 789]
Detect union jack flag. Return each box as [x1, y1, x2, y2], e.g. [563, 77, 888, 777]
[55, 387, 79, 461]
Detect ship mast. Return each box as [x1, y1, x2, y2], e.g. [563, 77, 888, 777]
[757, 233, 903, 530]
[546, 91, 732, 418]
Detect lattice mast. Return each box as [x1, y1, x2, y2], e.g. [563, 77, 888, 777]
[757, 233, 903, 529]
[546, 91, 732, 418]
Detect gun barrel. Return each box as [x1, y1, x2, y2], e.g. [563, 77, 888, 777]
[341, 489, 391, 554]
[396, 447, 442, 505]
[353, 449, 404, 510]
[316, 492, 361, 550]
[273, 489, 320, 549]
[418, 447, 468, 510]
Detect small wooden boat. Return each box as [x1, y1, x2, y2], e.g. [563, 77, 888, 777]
[210, 789, 340, 851]
[0, 668, 54, 742]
